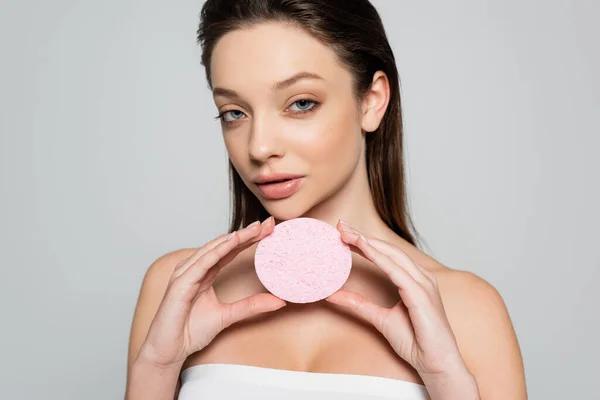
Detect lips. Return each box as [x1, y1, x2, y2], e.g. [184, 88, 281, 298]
[254, 172, 305, 184]
[255, 176, 305, 200]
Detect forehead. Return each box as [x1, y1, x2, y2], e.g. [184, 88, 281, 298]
[210, 21, 351, 93]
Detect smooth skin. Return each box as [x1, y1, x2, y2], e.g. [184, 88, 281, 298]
[126, 218, 281, 399]
[331, 221, 481, 398]
[126, 21, 527, 399]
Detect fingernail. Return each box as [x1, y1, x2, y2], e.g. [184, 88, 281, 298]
[248, 220, 260, 227]
[263, 216, 274, 225]
[359, 234, 370, 244]
[339, 222, 353, 232]
[226, 232, 236, 240]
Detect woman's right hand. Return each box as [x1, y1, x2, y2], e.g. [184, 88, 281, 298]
[135, 216, 284, 369]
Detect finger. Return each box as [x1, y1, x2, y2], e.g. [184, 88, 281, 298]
[197, 265, 220, 292]
[197, 217, 277, 290]
[178, 232, 243, 285]
[340, 230, 421, 297]
[373, 243, 437, 287]
[325, 289, 388, 333]
[221, 293, 287, 329]
[174, 221, 260, 275]
[174, 218, 270, 278]
[181, 216, 277, 285]
[335, 221, 370, 258]
[215, 216, 276, 269]
[360, 239, 430, 285]
[171, 232, 240, 278]
[337, 221, 434, 285]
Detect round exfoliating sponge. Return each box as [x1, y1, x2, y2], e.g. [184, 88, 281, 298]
[254, 217, 352, 303]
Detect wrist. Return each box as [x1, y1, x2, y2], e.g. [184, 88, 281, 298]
[133, 353, 184, 374]
[134, 343, 186, 372]
[126, 356, 183, 400]
[421, 366, 480, 400]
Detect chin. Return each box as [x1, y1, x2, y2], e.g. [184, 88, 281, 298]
[260, 195, 314, 222]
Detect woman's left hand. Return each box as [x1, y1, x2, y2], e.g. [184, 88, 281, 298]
[326, 220, 476, 390]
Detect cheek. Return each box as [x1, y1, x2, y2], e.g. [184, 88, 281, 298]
[223, 135, 246, 165]
[295, 109, 362, 172]
[222, 135, 253, 185]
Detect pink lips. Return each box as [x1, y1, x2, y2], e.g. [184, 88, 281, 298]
[256, 177, 304, 200]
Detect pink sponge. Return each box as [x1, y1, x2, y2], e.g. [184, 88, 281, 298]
[254, 217, 352, 303]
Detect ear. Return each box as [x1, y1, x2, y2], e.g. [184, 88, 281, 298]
[360, 71, 390, 133]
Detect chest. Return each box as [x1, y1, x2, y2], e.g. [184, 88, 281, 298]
[183, 252, 424, 385]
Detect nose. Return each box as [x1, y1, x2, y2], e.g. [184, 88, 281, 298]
[248, 115, 284, 163]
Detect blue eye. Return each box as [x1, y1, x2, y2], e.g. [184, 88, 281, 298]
[215, 99, 321, 125]
[220, 110, 245, 122]
[289, 99, 318, 112]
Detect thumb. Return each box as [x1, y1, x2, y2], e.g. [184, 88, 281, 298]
[222, 293, 287, 328]
[325, 289, 387, 332]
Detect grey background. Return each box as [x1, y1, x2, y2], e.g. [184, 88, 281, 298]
[1, 0, 598, 398]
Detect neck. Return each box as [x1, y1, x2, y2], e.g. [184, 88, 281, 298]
[269, 155, 429, 269]
[300, 155, 400, 244]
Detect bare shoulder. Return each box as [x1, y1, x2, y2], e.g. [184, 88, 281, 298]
[433, 265, 528, 398]
[127, 248, 197, 366]
[141, 248, 198, 287]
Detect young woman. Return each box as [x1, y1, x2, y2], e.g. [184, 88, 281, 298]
[126, 1, 527, 399]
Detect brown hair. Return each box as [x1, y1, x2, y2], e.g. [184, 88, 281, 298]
[197, 0, 422, 248]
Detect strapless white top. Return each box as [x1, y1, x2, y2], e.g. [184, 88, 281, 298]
[179, 363, 430, 400]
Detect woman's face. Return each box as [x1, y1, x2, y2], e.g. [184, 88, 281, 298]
[210, 22, 373, 221]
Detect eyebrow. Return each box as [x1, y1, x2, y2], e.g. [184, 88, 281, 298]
[212, 71, 324, 99]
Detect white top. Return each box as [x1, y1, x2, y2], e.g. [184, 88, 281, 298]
[179, 363, 430, 400]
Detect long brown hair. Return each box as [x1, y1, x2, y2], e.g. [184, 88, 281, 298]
[197, 0, 423, 248]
